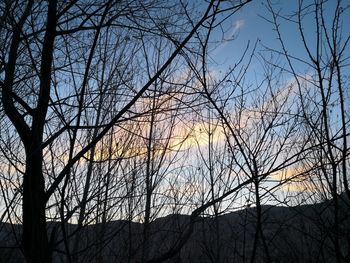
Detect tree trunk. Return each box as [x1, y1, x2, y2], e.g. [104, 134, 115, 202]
[22, 1, 57, 261]
[23, 149, 51, 263]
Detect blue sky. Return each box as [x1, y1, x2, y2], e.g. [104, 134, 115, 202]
[209, 0, 350, 77]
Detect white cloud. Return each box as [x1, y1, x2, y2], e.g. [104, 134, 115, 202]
[213, 19, 245, 53]
[231, 19, 245, 36]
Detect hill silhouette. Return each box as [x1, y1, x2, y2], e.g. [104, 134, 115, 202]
[1, 195, 349, 262]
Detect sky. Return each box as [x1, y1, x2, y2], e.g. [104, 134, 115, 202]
[1, 0, 349, 221]
[181, 0, 350, 205]
[209, 0, 350, 76]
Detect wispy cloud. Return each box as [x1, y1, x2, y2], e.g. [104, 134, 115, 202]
[231, 19, 245, 36]
[271, 166, 320, 193]
[213, 19, 245, 54]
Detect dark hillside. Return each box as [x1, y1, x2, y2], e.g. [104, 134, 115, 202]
[1, 195, 349, 262]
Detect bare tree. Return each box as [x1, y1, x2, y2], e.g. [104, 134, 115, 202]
[265, 0, 350, 262]
[0, 0, 252, 262]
